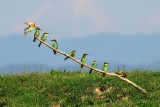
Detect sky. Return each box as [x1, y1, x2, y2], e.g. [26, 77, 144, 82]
[0, 0, 160, 71]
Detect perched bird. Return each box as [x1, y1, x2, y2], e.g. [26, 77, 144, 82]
[80, 54, 89, 69]
[38, 33, 49, 47]
[33, 27, 41, 42]
[102, 62, 109, 77]
[50, 39, 58, 54]
[116, 71, 127, 78]
[89, 60, 97, 74]
[64, 50, 76, 60]
[24, 21, 37, 35]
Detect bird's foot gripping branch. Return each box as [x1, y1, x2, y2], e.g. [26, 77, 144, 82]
[24, 22, 147, 94]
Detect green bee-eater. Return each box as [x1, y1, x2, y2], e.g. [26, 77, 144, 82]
[50, 39, 58, 55]
[24, 22, 37, 35]
[38, 33, 49, 47]
[102, 62, 109, 77]
[81, 53, 89, 69]
[64, 50, 76, 60]
[89, 60, 97, 74]
[33, 27, 41, 42]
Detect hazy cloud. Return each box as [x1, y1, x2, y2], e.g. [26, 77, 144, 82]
[0, 0, 160, 38]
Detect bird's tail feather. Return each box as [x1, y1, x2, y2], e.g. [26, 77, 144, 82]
[53, 50, 56, 55]
[103, 73, 105, 77]
[38, 42, 42, 47]
[33, 37, 36, 42]
[64, 57, 68, 60]
[89, 69, 92, 74]
[81, 65, 83, 68]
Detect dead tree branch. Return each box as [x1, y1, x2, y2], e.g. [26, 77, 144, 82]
[34, 36, 147, 94]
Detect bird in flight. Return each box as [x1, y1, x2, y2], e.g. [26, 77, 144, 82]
[24, 21, 39, 35]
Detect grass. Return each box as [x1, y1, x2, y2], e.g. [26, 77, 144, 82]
[0, 70, 160, 107]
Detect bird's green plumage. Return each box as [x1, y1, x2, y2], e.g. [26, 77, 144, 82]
[89, 61, 97, 74]
[81, 56, 87, 63]
[28, 27, 36, 32]
[81, 54, 88, 68]
[41, 34, 47, 41]
[92, 61, 97, 68]
[34, 30, 40, 37]
[24, 27, 36, 35]
[38, 33, 48, 47]
[33, 29, 40, 42]
[102, 63, 108, 72]
[64, 50, 76, 60]
[51, 40, 58, 54]
[102, 62, 109, 77]
[52, 41, 58, 49]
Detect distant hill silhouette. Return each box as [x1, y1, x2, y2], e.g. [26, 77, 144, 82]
[0, 33, 160, 73]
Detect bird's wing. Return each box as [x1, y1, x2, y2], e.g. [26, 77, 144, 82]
[91, 63, 94, 67]
[24, 28, 28, 35]
[95, 63, 97, 66]
[81, 58, 86, 63]
[24, 27, 28, 31]
[53, 42, 58, 48]
[71, 52, 75, 56]
[56, 42, 58, 48]
[68, 51, 72, 56]
[25, 21, 36, 27]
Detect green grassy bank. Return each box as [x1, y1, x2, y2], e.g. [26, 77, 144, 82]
[0, 70, 160, 106]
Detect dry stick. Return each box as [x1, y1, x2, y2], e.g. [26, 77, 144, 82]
[35, 37, 147, 94]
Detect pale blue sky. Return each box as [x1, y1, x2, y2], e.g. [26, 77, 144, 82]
[0, 0, 160, 37]
[0, 0, 160, 71]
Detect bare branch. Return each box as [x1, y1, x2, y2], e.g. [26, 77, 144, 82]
[35, 37, 147, 94]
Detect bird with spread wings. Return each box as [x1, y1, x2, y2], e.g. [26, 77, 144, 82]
[24, 21, 40, 35]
